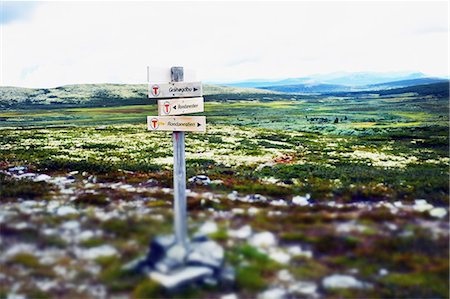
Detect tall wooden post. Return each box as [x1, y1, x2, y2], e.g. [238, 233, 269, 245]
[171, 66, 188, 250]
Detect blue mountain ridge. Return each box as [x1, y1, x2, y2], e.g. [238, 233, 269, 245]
[215, 71, 437, 89]
[213, 72, 447, 93]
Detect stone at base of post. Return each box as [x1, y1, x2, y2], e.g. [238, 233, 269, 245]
[142, 234, 234, 291]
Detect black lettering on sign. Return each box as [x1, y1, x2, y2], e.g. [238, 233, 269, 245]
[178, 104, 198, 109]
[168, 121, 195, 127]
[168, 87, 193, 93]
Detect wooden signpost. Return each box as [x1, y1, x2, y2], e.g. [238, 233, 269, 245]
[147, 67, 205, 250]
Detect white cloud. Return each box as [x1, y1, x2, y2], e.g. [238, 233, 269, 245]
[1, 1, 448, 88]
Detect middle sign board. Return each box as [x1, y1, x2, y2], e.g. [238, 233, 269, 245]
[149, 81, 202, 99]
[158, 97, 204, 116]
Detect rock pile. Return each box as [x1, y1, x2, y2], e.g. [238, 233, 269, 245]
[136, 235, 233, 290]
[188, 175, 211, 186]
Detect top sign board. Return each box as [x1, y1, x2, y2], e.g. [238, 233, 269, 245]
[148, 81, 202, 99]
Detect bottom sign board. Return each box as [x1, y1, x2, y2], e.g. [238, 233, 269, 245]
[147, 116, 206, 132]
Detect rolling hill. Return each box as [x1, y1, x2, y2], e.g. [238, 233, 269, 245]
[0, 84, 281, 109]
[1, 78, 448, 110]
[365, 77, 448, 90]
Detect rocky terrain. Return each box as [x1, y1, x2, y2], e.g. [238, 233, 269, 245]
[1, 165, 448, 298]
[0, 121, 448, 298]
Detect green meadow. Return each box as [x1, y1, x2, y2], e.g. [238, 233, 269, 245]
[0, 85, 448, 298]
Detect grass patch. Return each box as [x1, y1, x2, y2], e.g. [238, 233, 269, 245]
[0, 173, 52, 200]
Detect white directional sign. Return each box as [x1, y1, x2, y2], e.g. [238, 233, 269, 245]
[158, 97, 204, 116]
[147, 116, 206, 132]
[148, 82, 202, 99]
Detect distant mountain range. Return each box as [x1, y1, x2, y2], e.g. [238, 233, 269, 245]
[259, 77, 448, 94]
[304, 71, 430, 86]
[216, 71, 448, 93]
[260, 83, 352, 93]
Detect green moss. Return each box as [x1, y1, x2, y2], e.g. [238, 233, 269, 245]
[74, 193, 109, 206]
[101, 217, 170, 244]
[208, 136, 223, 144]
[326, 255, 378, 277]
[132, 280, 163, 299]
[289, 257, 330, 280]
[372, 231, 448, 259]
[80, 238, 105, 248]
[241, 245, 268, 262]
[227, 245, 280, 292]
[39, 158, 160, 174]
[0, 173, 52, 200]
[177, 285, 203, 299]
[41, 235, 67, 248]
[257, 140, 288, 149]
[233, 181, 292, 197]
[8, 253, 56, 278]
[186, 158, 219, 178]
[100, 258, 146, 293]
[279, 231, 311, 243]
[40, 158, 115, 174]
[1, 226, 41, 243]
[233, 139, 264, 156]
[95, 255, 118, 268]
[147, 200, 170, 208]
[24, 289, 51, 299]
[0, 289, 8, 299]
[209, 228, 228, 241]
[380, 272, 449, 298]
[81, 143, 120, 150]
[324, 288, 376, 299]
[314, 235, 360, 255]
[9, 253, 40, 268]
[360, 208, 396, 222]
[102, 218, 130, 237]
[236, 265, 266, 291]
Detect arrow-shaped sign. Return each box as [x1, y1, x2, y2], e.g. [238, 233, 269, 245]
[157, 97, 204, 116]
[147, 116, 206, 133]
[148, 81, 202, 99]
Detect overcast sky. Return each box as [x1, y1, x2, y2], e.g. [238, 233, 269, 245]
[1, 1, 448, 88]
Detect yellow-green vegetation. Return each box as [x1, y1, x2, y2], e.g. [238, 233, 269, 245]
[100, 257, 146, 293]
[8, 253, 40, 268]
[132, 280, 162, 299]
[0, 121, 448, 202]
[7, 253, 56, 279]
[228, 245, 281, 291]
